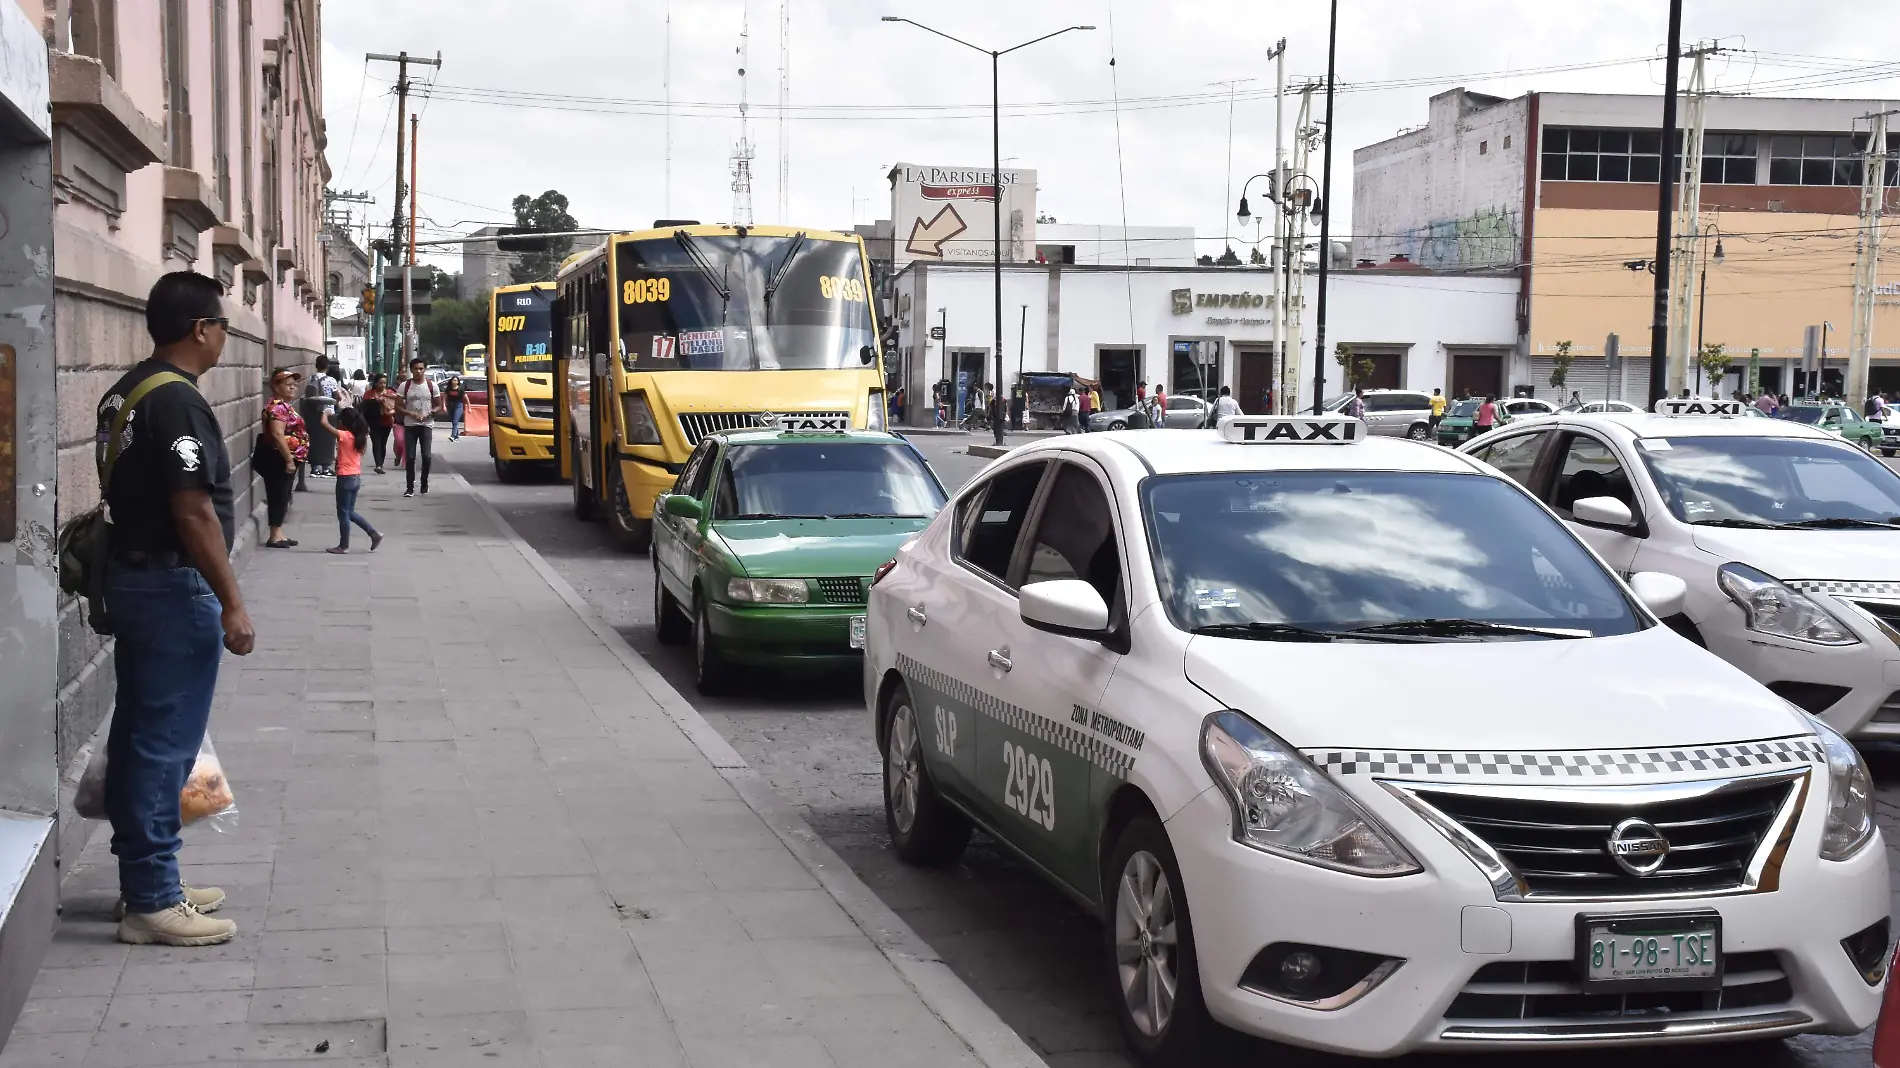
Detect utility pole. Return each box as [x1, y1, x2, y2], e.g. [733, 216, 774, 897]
[1666, 42, 1725, 396]
[1210, 77, 1257, 260]
[1310, 0, 1338, 414]
[408, 115, 420, 364]
[1647, 0, 1683, 408]
[1847, 109, 1897, 406]
[1269, 39, 1286, 413]
[1283, 82, 1318, 416]
[367, 50, 441, 374]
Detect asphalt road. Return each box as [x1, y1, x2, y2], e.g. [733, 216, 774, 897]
[441, 430, 1895, 1068]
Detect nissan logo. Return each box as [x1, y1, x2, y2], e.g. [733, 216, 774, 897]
[1607, 818, 1671, 877]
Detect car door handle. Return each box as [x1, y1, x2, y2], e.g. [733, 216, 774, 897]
[987, 648, 1012, 673]
[907, 606, 927, 626]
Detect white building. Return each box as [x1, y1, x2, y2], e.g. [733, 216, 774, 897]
[889, 261, 1519, 423]
[1034, 223, 1197, 267]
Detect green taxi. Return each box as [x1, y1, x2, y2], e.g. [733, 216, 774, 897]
[1779, 403, 1883, 450]
[651, 428, 949, 693]
[1434, 397, 1497, 446]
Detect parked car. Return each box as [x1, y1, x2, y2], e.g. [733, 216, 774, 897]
[1323, 390, 1437, 438]
[1088, 394, 1211, 430]
[1779, 403, 1883, 450]
[458, 375, 488, 407]
[1555, 399, 1642, 415]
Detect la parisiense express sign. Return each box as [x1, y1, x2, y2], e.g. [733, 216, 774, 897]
[889, 163, 1038, 268]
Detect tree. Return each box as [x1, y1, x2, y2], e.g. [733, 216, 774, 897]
[1695, 342, 1732, 396]
[1196, 254, 1215, 266]
[418, 295, 486, 363]
[1249, 246, 1266, 265]
[1548, 340, 1574, 392]
[1333, 342, 1373, 390]
[1215, 245, 1242, 267]
[509, 190, 579, 285]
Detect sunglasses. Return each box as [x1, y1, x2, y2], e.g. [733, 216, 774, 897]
[195, 316, 231, 330]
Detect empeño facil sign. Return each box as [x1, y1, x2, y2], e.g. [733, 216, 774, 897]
[1171, 289, 1269, 315]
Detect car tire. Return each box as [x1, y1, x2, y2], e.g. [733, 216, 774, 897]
[880, 684, 972, 866]
[654, 559, 690, 645]
[692, 594, 730, 695]
[571, 434, 599, 521]
[1883, 449, 1895, 458]
[1109, 419, 1127, 431]
[606, 456, 653, 554]
[1105, 815, 1214, 1068]
[1405, 423, 1429, 440]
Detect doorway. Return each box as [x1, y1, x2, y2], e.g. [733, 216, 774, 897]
[1097, 347, 1140, 410]
[950, 349, 989, 418]
[1234, 345, 1276, 413]
[1170, 337, 1224, 400]
[1450, 350, 1506, 400]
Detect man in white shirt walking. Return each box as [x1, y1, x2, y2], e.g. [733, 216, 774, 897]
[1211, 384, 1243, 424]
[396, 359, 442, 497]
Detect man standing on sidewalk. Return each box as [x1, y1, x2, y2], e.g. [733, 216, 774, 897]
[94, 271, 254, 947]
[397, 358, 441, 497]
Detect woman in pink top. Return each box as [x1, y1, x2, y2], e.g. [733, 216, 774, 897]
[319, 406, 383, 554]
[1475, 395, 1498, 432]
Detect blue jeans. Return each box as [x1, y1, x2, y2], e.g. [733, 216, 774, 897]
[448, 401, 464, 438]
[336, 475, 379, 547]
[103, 565, 223, 913]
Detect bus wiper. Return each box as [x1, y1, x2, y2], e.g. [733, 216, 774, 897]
[1775, 516, 1900, 530]
[1349, 618, 1589, 640]
[673, 231, 730, 302]
[762, 231, 808, 323]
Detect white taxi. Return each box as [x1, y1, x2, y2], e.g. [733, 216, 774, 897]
[1462, 399, 1900, 739]
[863, 415, 1887, 1063]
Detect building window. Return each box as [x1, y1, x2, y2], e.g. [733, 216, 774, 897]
[69, 0, 119, 79]
[1701, 133, 1758, 184]
[1768, 134, 1899, 186]
[240, 0, 254, 234]
[212, 0, 231, 212]
[1541, 127, 1664, 183]
[1503, 134, 1512, 149]
[162, 0, 191, 168]
[1479, 140, 1488, 155]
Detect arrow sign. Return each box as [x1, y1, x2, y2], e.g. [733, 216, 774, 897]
[905, 204, 968, 259]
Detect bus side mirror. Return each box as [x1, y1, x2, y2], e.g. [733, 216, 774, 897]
[860, 345, 876, 366]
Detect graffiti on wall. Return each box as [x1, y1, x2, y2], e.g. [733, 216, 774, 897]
[1403, 207, 1519, 269]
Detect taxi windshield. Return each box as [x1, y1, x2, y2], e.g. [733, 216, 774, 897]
[1448, 399, 1483, 417]
[1143, 471, 1642, 638]
[1780, 406, 1828, 425]
[1636, 435, 1900, 528]
[714, 442, 946, 520]
[617, 234, 876, 372]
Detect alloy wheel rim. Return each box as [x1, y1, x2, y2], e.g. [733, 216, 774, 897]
[1114, 849, 1179, 1038]
[886, 704, 921, 834]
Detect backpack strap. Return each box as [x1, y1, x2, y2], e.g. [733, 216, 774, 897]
[102, 371, 194, 488]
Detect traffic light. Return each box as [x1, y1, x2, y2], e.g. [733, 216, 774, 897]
[360, 288, 375, 318]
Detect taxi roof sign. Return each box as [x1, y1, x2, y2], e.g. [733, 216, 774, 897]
[1218, 415, 1365, 444]
[1653, 398, 1743, 418]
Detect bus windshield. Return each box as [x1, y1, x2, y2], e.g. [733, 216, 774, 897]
[494, 289, 552, 372]
[616, 234, 876, 372]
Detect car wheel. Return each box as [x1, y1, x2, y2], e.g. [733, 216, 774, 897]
[571, 434, 599, 521]
[1106, 815, 1213, 1067]
[653, 558, 690, 645]
[1883, 449, 1895, 458]
[692, 594, 730, 695]
[494, 456, 517, 484]
[606, 456, 653, 554]
[1109, 420, 1127, 431]
[880, 685, 971, 865]
[1405, 423, 1429, 440]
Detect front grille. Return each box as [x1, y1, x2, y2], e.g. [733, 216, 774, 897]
[1874, 692, 1900, 725]
[677, 411, 851, 446]
[1445, 951, 1790, 1023]
[1412, 778, 1795, 899]
[815, 577, 866, 605]
[523, 398, 555, 421]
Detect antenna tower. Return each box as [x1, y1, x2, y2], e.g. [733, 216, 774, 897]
[730, 2, 756, 226]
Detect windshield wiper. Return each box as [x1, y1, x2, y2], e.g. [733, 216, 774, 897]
[1689, 518, 1784, 529]
[728, 512, 826, 520]
[1348, 618, 1590, 640]
[673, 230, 730, 302]
[1190, 622, 1344, 643]
[1775, 516, 1900, 530]
[762, 231, 808, 323]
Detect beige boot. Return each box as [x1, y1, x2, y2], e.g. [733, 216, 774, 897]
[118, 901, 236, 947]
[114, 885, 225, 921]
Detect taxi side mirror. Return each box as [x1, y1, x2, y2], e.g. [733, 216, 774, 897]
[1572, 496, 1636, 529]
[1629, 572, 1688, 619]
[1021, 579, 1110, 638]
[662, 494, 703, 521]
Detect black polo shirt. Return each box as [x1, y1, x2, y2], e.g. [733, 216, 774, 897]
[96, 358, 235, 555]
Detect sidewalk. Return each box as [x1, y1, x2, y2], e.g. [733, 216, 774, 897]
[2, 467, 1033, 1068]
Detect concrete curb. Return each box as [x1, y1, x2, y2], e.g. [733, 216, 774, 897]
[456, 476, 1049, 1068]
[967, 443, 1012, 459]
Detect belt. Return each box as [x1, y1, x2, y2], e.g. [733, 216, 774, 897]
[112, 549, 187, 570]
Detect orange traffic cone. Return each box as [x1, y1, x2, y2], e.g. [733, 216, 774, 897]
[465, 403, 489, 437]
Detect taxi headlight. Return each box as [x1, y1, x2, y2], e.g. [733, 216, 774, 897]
[727, 577, 809, 604]
[1716, 563, 1857, 645]
[1813, 717, 1876, 861]
[1200, 711, 1420, 876]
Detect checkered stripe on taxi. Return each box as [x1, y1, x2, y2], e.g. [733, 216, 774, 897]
[1303, 736, 1824, 779]
[1785, 579, 1900, 598]
[897, 654, 1136, 779]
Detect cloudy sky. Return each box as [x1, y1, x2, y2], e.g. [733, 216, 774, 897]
[319, 0, 1900, 273]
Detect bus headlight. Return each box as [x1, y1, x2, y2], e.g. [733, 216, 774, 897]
[492, 384, 513, 419]
[727, 578, 809, 604]
[866, 393, 886, 431]
[620, 392, 663, 445]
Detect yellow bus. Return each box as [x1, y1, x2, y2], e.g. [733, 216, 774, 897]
[459, 343, 487, 376]
[488, 282, 557, 481]
[554, 223, 887, 551]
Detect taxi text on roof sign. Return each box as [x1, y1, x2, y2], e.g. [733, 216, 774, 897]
[1653, 398, 1744, 418]
[1218, 415, 1366, 444]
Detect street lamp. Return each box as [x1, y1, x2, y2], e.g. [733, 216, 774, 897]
[882, 16, 1095, 446]
[1694, 224, 1725, 395]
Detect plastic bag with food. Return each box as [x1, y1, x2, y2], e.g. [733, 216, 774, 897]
[73, 733, 239, 831]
